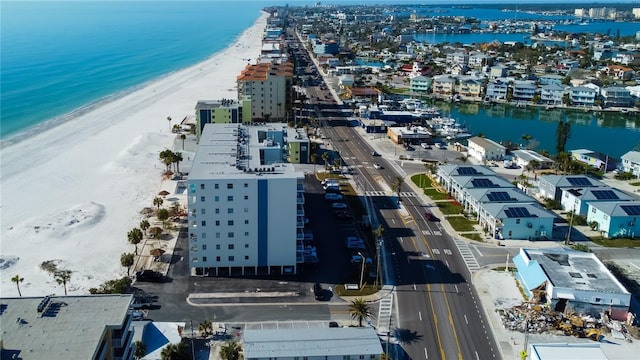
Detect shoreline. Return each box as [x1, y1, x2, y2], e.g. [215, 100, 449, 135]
[0, 11, 268, 297]
[0, 13, 263, 149]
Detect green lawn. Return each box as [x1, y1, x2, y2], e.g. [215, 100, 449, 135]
[589, 237, 640, 248]
[411, 174, 433, 188]
[461, 233, 484, 242]
[437, 201, 463, 215]
[446, 216, 477, 231]
[424, 188, 451, 200]
[630, 181, 640, 187]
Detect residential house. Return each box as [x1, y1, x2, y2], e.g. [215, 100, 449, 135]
[465, 187, 534, 221]
[436, 165, 497, 195]
[243, 327, 383, 360]
[0, 295, 136, 360]
[482, 203, 556, 240]
[538, 74, 564, 86]
[450, 63, 469, 75]
[539, 84, 565, 105]
[490, 65, 508, 79]
[511, 80, 537, 102]
[514, 247, 631, 315]
[431, 75, 457, 98]
[444, 175, 516, 205]
[469, 52, 491, 68]
[613, 52, 636, 65]
[557, 59, 580, 74]
[511, 149, 554, 169]
[457, 77, 484, 100]
[344, 87, 382, 103]
[570, 149, 618, 171]
[467, 136, 507, 162]
[338, 74, 354, 88]
[537, 175, 605, 201]
[587, 201, 640, 238]
[620, 150, 640, 177]
[569, 86, 597, 107]
[187, 123, 306, 276]
[601, 86, 634, 108]
[446, 52, 469, 65]
[602, 65, 634, 80]
[485, 79, 509, 101]
[561, 187, 635, 215]
[409, 75, 431, 94]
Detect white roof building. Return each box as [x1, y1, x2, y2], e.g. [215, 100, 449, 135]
[467, 136, 507, 162]
[620, 150, 640, 177]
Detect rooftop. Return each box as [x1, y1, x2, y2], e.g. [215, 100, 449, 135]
[0, 294, 133, 360]
[522, 248, 630, 294]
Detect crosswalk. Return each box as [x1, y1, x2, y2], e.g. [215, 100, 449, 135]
[455, 239, 481, 272]
[365, 191, 416, 197]
[376, 293, 394, 335]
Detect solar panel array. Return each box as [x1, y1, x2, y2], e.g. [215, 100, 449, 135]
[566, 177, 592, 186]
[471, 178, 496, 188]
[456, 167, 479, 175]
[487, 191, 512, 202]
[504, 207, 531, 218]
[621, 205, 640, 216]
[591, 189, 619, 200]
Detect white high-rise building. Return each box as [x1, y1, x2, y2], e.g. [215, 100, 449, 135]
[187, 123, 305, 276]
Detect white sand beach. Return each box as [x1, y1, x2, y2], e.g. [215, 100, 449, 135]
[0, 13, 268, 297]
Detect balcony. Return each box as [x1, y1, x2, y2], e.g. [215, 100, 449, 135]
[297, 205, 305, 216]
[297, 193, 305, 204]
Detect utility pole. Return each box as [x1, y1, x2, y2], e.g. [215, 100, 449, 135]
[190, 320, 196, 360]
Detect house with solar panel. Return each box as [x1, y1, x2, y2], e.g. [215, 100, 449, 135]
[481, 203, 556, 240]
[586, 201, 640, 238]
[537, 175, 605, 201]
[448, 176, 516, 205]
[465, 188, 535, 219]
[560, 187, 636, 215]
[513, 248, 631, 315]
[436, 165, 497, 193]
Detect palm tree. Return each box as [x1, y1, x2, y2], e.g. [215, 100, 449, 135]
[11, 274, 24, 297]
[219, 341, 241, 360]
[321, 152, 330, 169]
[166, 116, 172, 132]
[159, 149, 174, 172]
[54, 270, 72, 296]
[157, 208, 170, 226]
[172, 152, 183, 173]
[180, 134, 186, 150]
[153, 196, 164, 209]
[349, 298, 372, 327]
[391, 176, 405, 200]
[521, 134, 533, 149]
[160, 341, 189, 360]
[198, 320, 214, 338]
[528, 159, 541, 180]
[140, 219, 150, 238]
[133, 340, 147, 360]
[374, 224, 385, 240]
[121, 253, 135, 276]
[128, 228, 143, 255]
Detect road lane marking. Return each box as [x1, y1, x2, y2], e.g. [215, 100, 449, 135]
[419, 311, 422, 321]
[464, 314, 468, 324]
[424, 347, 428, 359]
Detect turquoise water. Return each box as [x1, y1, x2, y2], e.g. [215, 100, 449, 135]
[0, 1, 266, 139]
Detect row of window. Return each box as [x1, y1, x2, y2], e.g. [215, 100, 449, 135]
[200, 183, 249, 190]
[197, 219, 250, 227]
[202, 243, 250, 250]
[196, 231, 251, 238]
[200, 195, 250, 202]
[196, 255, 250, 262]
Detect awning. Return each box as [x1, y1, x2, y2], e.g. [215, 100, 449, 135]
[556, 292, 575, 300]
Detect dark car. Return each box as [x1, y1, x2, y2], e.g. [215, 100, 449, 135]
[135, 270, 164, 283]
[424, 212, 440, 222]
[371, 151, 380, 157]
[313, 282, 324, 300]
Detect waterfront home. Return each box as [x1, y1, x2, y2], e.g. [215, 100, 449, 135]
[457, 77, 484, 100]
[561, 187, 635, 215]
[486, 79, 508, 101]
[432, 75, 457, 98]
[511, 80, 537, 102]
[513, 248, 631, 315]
[540, 84, 565, 105]
[450, 63, 469, 76]
[490, 65, 508, 79]
[601, 86, 634, 108]
[409, 75, 431, 94]
[620, 150, 640, 177]
[467, 136, 506, 162]
[587, 201, 640, 238]
[538, 175, 605, 201]
[511, 149, 554, 169]
[481, 203, 556, 241]
[569, 86, 597, 106]
[570, 149, 618, 171]
[538, 74, 564, 86]
[601, 64, 634, 80]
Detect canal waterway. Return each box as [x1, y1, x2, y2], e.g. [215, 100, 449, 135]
[427, 100, 640, 159]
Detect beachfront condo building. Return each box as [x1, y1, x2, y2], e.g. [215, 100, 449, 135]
[195, 99, 252, 140]
[236, 62, 293, 122]
[186, 123, 305, 276]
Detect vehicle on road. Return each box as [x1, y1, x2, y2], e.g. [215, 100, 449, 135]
[373, 163, 383, 170]
[314, 282, 325, 301]
[436, 143, 447, 149]
[135, 270, 164, 283]
[333, 210, 352, 220]
[350, 255, 373, 264]
[420, 142, 432, 149]
[424, 212, 440, 222]
[325, 193, 343, 201]
[331, 202, 347, 210]
[371, 151, 380, 156]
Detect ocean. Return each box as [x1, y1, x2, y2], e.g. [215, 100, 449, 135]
[0, 1, 268, 140]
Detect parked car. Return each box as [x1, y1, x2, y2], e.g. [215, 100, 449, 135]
[346, 242, 366, 250]
[373, 163, 383, 170]
[424, 212, 440, 222]
[420, 142, 432, 149]
[371, 151, 380, 157]
[325, 193, 343, 201]
[131, 296, 153, 309]
[313, 282, 325, 301]
[135, 270, 164, 283]
[131, 310, 145, 321]
[331, 202, 347, 210]
[350, 255, 373, 264]
[436, 143, 447, 149]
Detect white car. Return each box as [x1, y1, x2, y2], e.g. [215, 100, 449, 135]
[373, 163, 383, 170]
[331, 202, 347, 210]
[325, 193, 343, 201]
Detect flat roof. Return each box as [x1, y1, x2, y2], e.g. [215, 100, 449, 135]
[523, 248, 629, 294]
[530, 343, 608, 360]
[0, 295, 133, 360]
[189, 123, 303, 180]
[243, 327, 383, 358]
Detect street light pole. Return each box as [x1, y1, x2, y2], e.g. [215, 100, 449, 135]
[358, 252, 366, 289]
